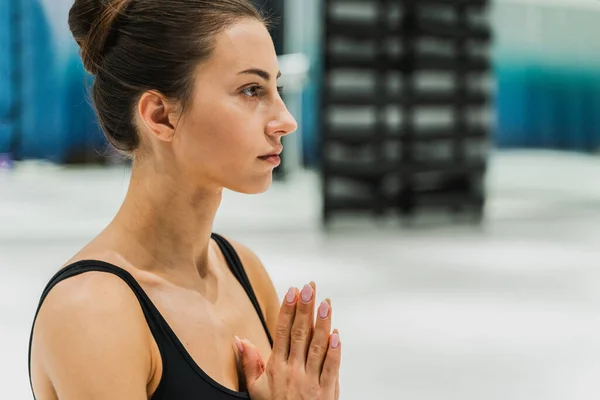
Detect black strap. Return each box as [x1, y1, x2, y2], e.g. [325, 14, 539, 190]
[29, 234, 273, 398]
[28, 260, 167, 399]
[211, 233, 274, 347]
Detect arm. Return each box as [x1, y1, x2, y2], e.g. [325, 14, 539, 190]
[31, 272, 154, 400]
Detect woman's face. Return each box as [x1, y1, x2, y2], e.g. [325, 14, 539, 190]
[171, 18, 297, 194]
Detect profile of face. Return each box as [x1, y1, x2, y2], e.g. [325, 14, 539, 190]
[137, 19, 297, 195]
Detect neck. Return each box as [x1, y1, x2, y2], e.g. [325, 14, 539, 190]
[107, 158, 222, 281]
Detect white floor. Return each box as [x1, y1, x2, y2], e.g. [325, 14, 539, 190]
[3, 150, 600, 399]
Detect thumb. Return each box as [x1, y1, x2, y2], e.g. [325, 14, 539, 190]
[235, 336, 265, 389]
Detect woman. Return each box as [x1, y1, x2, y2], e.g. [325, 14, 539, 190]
[27, 0, 342, 399]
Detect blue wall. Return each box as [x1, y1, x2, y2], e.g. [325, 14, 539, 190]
[492, 1, 600, 152]
[495, 64, 600, 151]
[20, 0, 62, 161]
[0, 1, 14, 155]
[0, 0, 103, 163]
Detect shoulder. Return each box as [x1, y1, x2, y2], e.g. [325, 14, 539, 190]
[218, 235, 274, 295]
[31, 271, 153, 398]
[37, 269, 149, 327]
[216, 235, 281, 330]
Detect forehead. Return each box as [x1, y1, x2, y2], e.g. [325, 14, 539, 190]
[205, 19, 278, 76]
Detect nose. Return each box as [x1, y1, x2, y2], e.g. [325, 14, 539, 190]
[266, 101, 298, 138]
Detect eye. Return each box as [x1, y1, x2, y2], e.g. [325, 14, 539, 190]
[277, 86, 284, 95]
[242, 86, 261, 97]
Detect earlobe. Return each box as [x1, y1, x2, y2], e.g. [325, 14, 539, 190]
[138, 91, 177, 142]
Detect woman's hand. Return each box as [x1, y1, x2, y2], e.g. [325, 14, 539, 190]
[235, 283, 341, 400]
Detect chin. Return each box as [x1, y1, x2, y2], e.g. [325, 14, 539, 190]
[228, 173, 273, 195]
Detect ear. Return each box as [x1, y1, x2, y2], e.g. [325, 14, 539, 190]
[137, 90, 180, 143]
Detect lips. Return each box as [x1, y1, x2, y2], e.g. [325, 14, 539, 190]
[259, 154, 281, 166]
[259, 146, 283, 159]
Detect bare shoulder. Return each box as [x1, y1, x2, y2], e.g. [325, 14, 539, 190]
[36, 270, 149, 328]
[31, 271, 153, 399]
[219, 236, 276, 296]
[218, 236, 281, 330]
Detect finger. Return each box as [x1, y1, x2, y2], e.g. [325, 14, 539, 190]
[306, 298, 332, 377]
[335, 375, 340, 400]
[308, 283, 317, 339]
[271, 287, 298, 361]
[236, 337, 266, 390]
[320, 329, 341, 389]
[288, 282, 316, 366]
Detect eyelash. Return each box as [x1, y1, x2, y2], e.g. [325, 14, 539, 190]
[242, 85, 285, 98]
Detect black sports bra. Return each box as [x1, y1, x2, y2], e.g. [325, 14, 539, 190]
[28, 233, 273, 399]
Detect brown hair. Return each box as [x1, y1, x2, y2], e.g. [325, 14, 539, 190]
[68, 0, 267, 154]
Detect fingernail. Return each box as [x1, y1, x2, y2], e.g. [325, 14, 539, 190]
[285, 287, 296, 304]
[301, 284, 313, 303]
[235, 336, 244, 353]
[331, 333, 340, 349]
[318, 300, 330, 319]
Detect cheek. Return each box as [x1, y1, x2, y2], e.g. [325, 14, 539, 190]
[177, 99, 262, 167]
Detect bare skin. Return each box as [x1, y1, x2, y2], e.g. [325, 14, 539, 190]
[31, 237, 281, 398]
[30, 18, 340, 400]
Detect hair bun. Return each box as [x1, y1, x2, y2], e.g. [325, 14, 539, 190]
[68, 0, 130, 75]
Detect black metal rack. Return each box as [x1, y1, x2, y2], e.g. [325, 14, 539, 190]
[320, 0, 492, 224]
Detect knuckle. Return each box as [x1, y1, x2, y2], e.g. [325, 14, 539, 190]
[304, 381, 320, 397]
[282, 303, 295, 314]
[286, 367, 302, 388]
[326, 354, 341, 371]
[296, 303, 310, 314]
[290, 327, 308, 343]
[322, 362, 339, 378]
[308, 343, 326, 359]
[275, 325, 290, 340]
[313, 325, 327, 337]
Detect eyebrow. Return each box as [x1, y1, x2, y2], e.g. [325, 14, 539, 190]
[238, 68, 282, 81]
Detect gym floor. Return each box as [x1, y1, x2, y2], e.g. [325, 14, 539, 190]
[2, 150, 600, 400]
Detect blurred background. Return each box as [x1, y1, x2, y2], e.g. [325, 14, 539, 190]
[3, 0, 600, 398]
